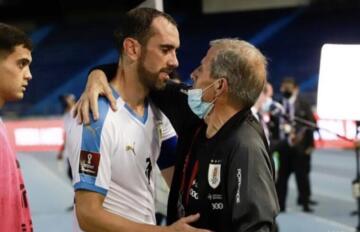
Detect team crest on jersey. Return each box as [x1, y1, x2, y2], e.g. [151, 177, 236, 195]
[79, 150, 100, 177]
[208, 164, 221, 189]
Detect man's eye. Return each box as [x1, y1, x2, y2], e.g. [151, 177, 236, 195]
[162, 48, 170, 54]
[18, 60, 28, 69]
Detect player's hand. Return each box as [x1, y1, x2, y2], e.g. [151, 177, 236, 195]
[73, 69, 117, 124]
[167, 213, 213, 232]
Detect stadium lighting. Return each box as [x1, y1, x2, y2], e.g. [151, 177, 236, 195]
[317, 44, 360, 121]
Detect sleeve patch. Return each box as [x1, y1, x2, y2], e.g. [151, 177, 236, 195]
[79, 150, 100, 177]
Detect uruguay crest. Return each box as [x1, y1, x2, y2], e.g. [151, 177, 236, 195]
[208, 164, 221, 189]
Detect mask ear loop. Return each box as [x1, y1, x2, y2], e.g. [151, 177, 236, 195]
[202, 80, 217, 93]
[205, 79, 225, 118]
[179, 80, 217, 96]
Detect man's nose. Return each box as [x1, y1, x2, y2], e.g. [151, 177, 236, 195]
[25, 67, 32, 80]
[168, 51, 179, 68]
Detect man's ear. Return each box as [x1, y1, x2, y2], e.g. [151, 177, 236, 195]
[216, 78, 228, 97]
[123, 38, 141, 61]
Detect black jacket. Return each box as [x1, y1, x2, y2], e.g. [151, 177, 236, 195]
[151, 83, 279, 232]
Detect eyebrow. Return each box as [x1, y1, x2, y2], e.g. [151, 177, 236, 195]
[160, 44, 178, 50]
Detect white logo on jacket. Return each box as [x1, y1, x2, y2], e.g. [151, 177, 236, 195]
[211, 202, 224, 210]
[208, 164, 221, 189]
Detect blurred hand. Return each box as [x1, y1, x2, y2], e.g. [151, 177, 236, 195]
[167, 214, 213, 232]
[73, 69, 117, 124]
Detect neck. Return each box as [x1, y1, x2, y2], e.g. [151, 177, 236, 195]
[111, 62, 149, 116]
[111, 63, 149, 108]
[205, 101, 242, 138]
[253, 100, 261, 113]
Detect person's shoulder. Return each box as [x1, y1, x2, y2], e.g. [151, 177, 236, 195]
[96, 87, 120, 121]
[98, 96, 116, 115]
[232, 117, 266, 149]
[80, 96, 119, 138]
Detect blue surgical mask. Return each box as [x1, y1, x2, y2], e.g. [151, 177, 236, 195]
[185, 81, 218, 119]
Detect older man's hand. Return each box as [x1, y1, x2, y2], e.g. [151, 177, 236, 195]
[73, 69, 117, 124]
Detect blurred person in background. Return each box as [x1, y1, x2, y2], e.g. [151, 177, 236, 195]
[57, 93, 76, 180]
[0, 22, 33, 231]
[275, 77, 316, 213]
[67, 7, 210, 232]
[252, 82, 274, 145]
[76, 38, 279, 232]
[57, 93, 76, 211]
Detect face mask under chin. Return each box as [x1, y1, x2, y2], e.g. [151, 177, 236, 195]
[186, 80, 219, 119]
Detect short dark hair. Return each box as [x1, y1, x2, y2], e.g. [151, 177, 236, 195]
[114, 7, 177, 54]
[0, 23, 32, 58]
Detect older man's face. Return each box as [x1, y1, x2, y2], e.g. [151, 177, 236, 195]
[190, 47, 219, 102]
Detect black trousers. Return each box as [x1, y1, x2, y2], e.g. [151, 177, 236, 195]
[275, 141, 311, 211]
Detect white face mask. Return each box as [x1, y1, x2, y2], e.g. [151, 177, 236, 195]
[261, 97, 273, 113]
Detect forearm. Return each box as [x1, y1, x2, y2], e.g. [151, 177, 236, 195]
[76, 204, 167, 232]
[76, 190, 167, 232]
[91, 63, 117, 81]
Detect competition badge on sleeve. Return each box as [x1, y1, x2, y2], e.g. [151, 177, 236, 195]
[79, 151, 100, 176]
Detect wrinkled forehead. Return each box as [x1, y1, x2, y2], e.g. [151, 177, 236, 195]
[202, 46, 219, 66]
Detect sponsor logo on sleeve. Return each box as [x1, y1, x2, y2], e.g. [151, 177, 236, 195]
[236, 168, 242, 204]
[79, 150, 100, 176]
